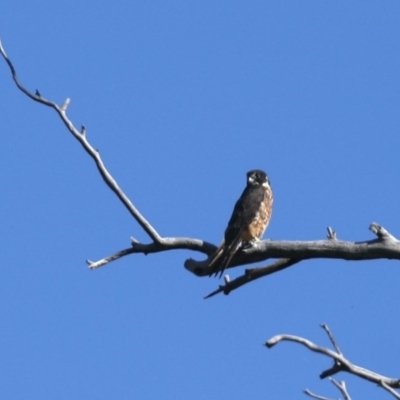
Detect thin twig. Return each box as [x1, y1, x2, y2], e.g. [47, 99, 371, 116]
[330, 378, 351, 400]
[303, 389, 335, 400]
[304, 378, 352, 400]
[326, 227, 337, 240]
[321, 324, 342, 355]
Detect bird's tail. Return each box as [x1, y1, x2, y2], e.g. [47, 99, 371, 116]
[208, 241, 225, 277]
[208, 237, 242, 278]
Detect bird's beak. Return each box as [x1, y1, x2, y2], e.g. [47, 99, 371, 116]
[248, 175, 254, 183]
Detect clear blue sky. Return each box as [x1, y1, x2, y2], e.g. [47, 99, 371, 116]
[1, 2, 400, 399]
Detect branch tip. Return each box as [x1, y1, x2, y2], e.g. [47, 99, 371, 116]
[326, 227, 337, 240]
[303, 388, 332, 400]
[264, 338, 275, 348]
[203, 258, 301, 299]
[320, 323, 341, 354]
[61, 97, 71, 111]
[329, 379, 351, 400]
[203, 286, 222, 299]
[35, 89, 41, 97]
[369, 222, 397, 240]
[80, 125, 86, 135]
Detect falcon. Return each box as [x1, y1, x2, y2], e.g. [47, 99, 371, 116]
[209, 169, 273, 278]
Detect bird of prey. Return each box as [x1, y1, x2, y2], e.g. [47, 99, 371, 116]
[208, 169, 273, 278]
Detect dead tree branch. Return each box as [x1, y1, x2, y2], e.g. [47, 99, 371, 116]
[0, 38, 161, 243]
[303, 389, 334, 400]
[87, 237, 216, 269]
[329, 379, 351, 400]
[265, 324, 400, 399]
[203, 228, 341, 298]
[304, 378, 351, 400]
[186, 222, 400, 277]
[204, 258, 302, 298]
[0, 37, 214, 267]
[2, 39, 400, 293]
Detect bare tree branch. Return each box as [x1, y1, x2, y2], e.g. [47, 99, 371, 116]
[204, 258, 302, 298]
[87, 237, 216, 269]
[87, 221, 400, 271]
[3, 29, 398, 400]
[3, 38, 400, 294]
[304, 378, 351, 400]
[265, 325, 400, 398]
[303, 389, 335, 400]
[330, 379, 351, 400]
[304, 389, 335, 400]
[320, 324, 342, 356]
[187, 222, 400, 275]
[381, 380, 400, 400]
[0, 37, 217, 269]
[0, 37, 161, 243]
[203, 228, 340, 298]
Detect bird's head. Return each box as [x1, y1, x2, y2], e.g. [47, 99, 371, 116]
[246, 169, 270, 187]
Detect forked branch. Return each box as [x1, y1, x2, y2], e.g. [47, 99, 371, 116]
[304, 378, 351, 400]
[266, 324, 400, 399]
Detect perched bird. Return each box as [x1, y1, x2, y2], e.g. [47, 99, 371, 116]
[209, 169, 273, 278]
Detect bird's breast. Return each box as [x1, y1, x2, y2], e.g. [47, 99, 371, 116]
[245, 186, 273, 240]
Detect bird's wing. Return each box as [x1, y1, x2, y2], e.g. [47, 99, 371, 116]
[208, 193, 249, 276]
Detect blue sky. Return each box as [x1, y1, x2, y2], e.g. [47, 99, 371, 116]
[1, 1, 400, 399]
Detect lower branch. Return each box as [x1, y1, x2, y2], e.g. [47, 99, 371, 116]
[265, 324, 400, 398]
[304, 378, 351, 400]
[204, 258, 302, 298]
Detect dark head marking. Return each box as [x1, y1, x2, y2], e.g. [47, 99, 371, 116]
[246, 169, 269, 186]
